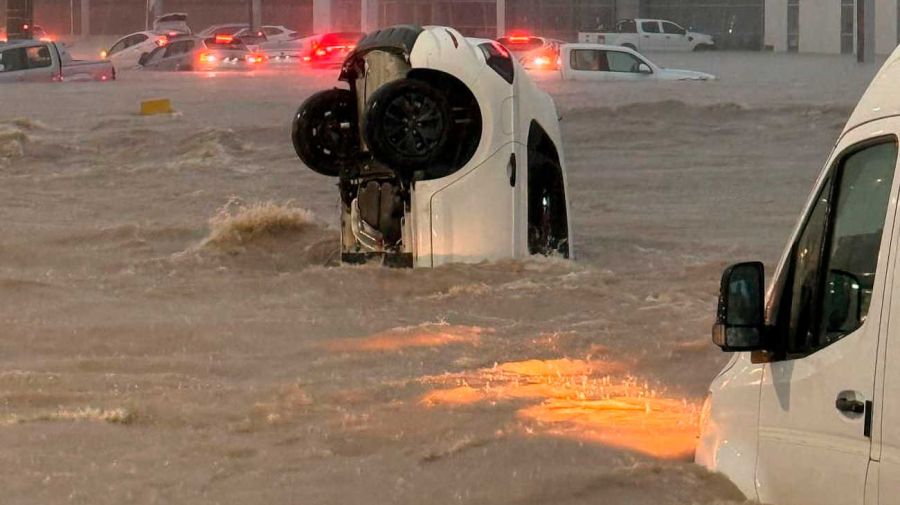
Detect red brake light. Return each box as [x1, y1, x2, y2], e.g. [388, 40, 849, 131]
[315, 48, 327, 57]
[507, 35, 530, 44]
[156, 37, 169, 47]
[246, 53, 266, 64]
[215, 34, 234, 44]
[199, 52, 217, 64]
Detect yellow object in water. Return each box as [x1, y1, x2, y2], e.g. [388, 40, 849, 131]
[140, 99, 173, 116]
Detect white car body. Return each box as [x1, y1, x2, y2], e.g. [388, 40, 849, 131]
[104, 31, 169, 69]
[293, 25, 572, 267]
[696, 44, 900, 505]
[579, 18, 715, 52]
[560, 43, 715, 81]
[0, 40, 115, 83]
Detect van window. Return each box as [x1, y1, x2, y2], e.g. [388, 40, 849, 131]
[769, 139, 898, 356]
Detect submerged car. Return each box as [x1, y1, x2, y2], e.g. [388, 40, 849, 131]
[139, 34, 267, 71]
[103, 13, 191, 68]
[497, 33, 563, 70]
[560, 43, 715, 81]
[291, 25, 572, 267]
[301, 32, 364, 68]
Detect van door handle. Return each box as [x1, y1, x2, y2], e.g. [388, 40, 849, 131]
[835, 393, 865, 414]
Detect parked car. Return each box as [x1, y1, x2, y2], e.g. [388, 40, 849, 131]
[579, 18, 715, 52]
[259, 32, 316, 61]
[103, 13, 192, 68]
[0, 40, 115, 82]
[291, 25, 572, 267]
[560, 43, 715, 81]
[697, 42, 900, 505]
[497, 33, 563, 70]
[236, 25, 297, 43]
[139, 34, 267, 72]
[301, 32, 364, 68]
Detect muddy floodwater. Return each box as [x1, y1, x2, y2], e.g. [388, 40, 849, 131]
[0, 50, 882, 504]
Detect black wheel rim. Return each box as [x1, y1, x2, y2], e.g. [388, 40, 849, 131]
[381, 92, 445, 157]
[310, 106, 354, 157]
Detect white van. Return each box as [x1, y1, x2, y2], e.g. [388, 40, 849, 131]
[696, 47, 900, 504]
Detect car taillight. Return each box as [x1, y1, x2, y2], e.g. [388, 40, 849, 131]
[246, 54, 266, 64]
[215, 34, 234, 44]
[156, 37, 168, 47]
[315, 48, 327, 56]
[200, 52, 217, 63]
[508, 35, 529, 44]
[533, 56, 550, 67]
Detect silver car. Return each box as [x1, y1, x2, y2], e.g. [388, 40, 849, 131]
[139, 35, 268, 72]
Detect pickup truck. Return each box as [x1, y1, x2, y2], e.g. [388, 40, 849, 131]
[0, 40, 116, 83]
[560, 43, 715, 81]
[578, 18, 714, 52]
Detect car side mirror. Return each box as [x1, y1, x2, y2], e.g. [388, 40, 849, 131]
[712, 261, 766, 352]
[637, 63, 652, 74]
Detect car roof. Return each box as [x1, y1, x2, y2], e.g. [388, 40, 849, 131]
[844, 46, 900, 135]
[0, 39, 49, 49]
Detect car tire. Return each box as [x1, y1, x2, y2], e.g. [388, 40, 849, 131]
[528, 154, 569, 258]
[363, 78, 452, 175]
[292, 88, 360, 177]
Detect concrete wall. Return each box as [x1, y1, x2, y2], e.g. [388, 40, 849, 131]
[798, 0, 841, 53]
[764, 0, 787, 50]
[616, 0, 639, 18]
[875, 0, 898, 55]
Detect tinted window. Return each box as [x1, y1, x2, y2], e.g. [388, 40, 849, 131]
[770, 140, 898, 356]
[26, 46, 52, 68]
[164, 40, 194, 57]
[662, 22, 686, 35]
[126, 33, 149, 47]
[606, 51, 644, 72]
[262, 27, 283, 36]
[617, 19, 637, 33]
[0, 47, 28, 71]
[641, 21, 661, 33]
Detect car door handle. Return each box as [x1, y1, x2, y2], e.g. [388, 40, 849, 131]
[835, 395, 865, 414]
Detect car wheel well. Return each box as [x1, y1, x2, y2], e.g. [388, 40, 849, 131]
[527, 121, 569, 258]
[622, 43, 637, 50]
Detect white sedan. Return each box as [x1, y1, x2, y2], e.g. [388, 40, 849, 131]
[560, 43, 715, 81]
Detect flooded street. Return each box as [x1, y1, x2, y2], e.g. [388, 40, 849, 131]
[0, 51, 880, 504]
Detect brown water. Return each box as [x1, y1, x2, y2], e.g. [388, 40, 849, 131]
[0, 52, 880, 504]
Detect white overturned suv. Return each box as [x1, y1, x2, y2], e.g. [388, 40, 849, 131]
[292, 25, 572, 267]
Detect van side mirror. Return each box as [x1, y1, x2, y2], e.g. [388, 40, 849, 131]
[637, 63, 652, 74]
[712, 262, 766, 352]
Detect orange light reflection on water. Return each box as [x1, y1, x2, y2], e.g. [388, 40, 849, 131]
[327, 323, 486, 352]
[421, 358, 700, 460]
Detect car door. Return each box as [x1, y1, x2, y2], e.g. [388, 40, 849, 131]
[638, 20, 664, 51]
[661, 21, 691, 51]
[20, 45, 55, 81]
[754, 134, 900, 505]
[159, 40, 195, 71]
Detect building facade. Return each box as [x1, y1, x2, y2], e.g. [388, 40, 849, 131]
[765, 0, 898, 54]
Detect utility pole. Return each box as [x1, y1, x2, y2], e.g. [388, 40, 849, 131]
[250, 0, 261, 31]
[496, 0, 505, 37]
[312, 0, 330, 34]
[80, 0, 89, 36]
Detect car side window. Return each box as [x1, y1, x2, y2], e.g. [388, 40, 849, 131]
[109, 38, 128, 55]
[641, 21, 661, 33]
[570, 49, 608, 71]
[128, 34, 149, 47]
[662, 22, 687, 35]
[769, 139, 898, 357]
[606, 51, 644, 73]
[263, 27, 281, 36]
[25, 46, 52, 68]
[164, 40, 193, 57]
[0, 48, 28, 71]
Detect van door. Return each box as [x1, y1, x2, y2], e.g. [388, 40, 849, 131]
[754, 136, 899, 505]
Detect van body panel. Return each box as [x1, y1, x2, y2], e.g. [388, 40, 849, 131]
[694, 353, 763, 501]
